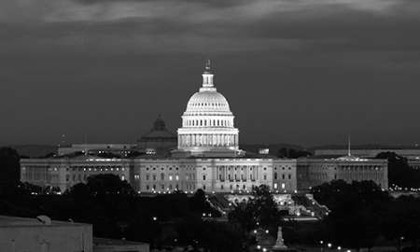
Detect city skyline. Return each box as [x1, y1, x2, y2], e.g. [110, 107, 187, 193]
[1, 0, 420, 146]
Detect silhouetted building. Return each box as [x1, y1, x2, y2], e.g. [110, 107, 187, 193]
[137, 115, 177, 154]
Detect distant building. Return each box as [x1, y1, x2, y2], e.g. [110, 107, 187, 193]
[408, 159, 420, 170]
[58, 144, 135, 157]
[0, 215, 92, 252]
[314, 148, 420, 159]
[136, 115, 177, 154]
[21, 156, 131, 192]
[297, 155, 388, 191]
[20, 61, 388, 194]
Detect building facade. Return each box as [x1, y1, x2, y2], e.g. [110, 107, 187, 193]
[20, 61, 388, 194]
[297, 156, 388, 190]
[314, 148, 420, 159]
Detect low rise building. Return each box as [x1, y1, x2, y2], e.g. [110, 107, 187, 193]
[297, 155, 388, 191]
[0, 215, 92, 252]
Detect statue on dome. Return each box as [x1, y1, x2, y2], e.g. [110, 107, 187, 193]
[204, 59, 212, 73]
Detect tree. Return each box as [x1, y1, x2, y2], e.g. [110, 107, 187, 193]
[0, 147, 20, 192]
[376, 152, 420, 189]
[229, 185, 283, 233]
[85, 174, 135, 197]
[312, 180, 390, 250]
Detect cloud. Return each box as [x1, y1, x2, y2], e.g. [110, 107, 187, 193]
[1, 0, 418, 24]
[0, 0, 419, 60]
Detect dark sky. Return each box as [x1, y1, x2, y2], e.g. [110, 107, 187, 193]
[1, 0, 420, 147]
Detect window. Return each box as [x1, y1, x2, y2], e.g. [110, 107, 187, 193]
[221, 185, 224, 190]
[274, 183, 278, 189]
[282, 174, 285, 180]
[264, 174, 267, 180]
[203, 175, 206, 180]
[161, 173, 165, 180]
[203, 185, 206, 190]
[146, 174, 150, 180]
[274, 172, 277, 180]
[146, 185, 150, 190]
[134, 174, 140, 180]
[288, 174, 291, 179]
[169, 175, 173, 181]
[153, 175, 157, 181]
[176, 175, 179, 181]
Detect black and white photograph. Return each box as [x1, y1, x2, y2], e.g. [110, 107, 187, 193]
[1, 0, 420, 251]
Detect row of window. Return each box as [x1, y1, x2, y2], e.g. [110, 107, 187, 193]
[145, 173, 186, 181]
[185, 119, 232, 127]
[273, 173, 293, 180]
[65, 174, 125, 182]
[146, 167, 179, 171]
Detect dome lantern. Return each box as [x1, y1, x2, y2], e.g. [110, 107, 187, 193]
[201, 59, 215, 90]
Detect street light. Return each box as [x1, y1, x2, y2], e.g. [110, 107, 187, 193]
[320, 241, 324, 245]
[338, 246, 342, 250]
[327, 243, 332, 248]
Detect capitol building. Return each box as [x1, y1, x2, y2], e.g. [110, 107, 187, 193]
[20, 61, 388, 193]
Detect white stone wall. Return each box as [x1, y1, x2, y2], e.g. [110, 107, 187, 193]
[296, 158, 388, 190]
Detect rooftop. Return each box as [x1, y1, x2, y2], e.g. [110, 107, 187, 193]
[0, 215, 90, 228]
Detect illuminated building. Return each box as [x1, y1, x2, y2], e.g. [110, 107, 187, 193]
[297, 155, 388, 190]
[173, 60, 241, 158]
[20, 61, 387, 193]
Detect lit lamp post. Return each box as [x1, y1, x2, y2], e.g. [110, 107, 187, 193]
[320, 240, 324, 252]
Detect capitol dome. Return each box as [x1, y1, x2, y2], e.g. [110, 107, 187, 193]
[175, 60, 241, 157]
[185, 91, 231, 114]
